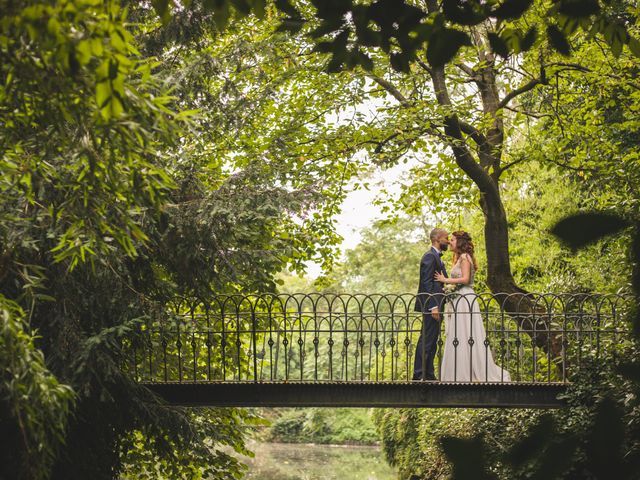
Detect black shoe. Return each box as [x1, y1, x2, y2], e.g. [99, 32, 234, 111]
[412, 374, 436, 381]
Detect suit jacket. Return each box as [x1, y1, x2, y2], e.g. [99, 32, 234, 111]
[414, 246, 449, 313]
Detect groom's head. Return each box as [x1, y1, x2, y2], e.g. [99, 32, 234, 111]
[430, 228, 450, 251]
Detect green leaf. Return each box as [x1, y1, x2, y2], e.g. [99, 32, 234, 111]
[357, 51, 374, 71]
[76, 40, 92, 65]
[629, 37, 640, 58]
[520, 26, 537, 51]
[550, 212, 630, 251]
[276, 18, 305, 34]
[230, 0, 251, 15]
[603, 21, 628, 58]
[586, 396, 626, 478]
[533, 433, 580, 479]
[204, 0, 231, 30]
[617, 360, 640, 383]
[326, 52, 345, 73]
[426, 26, 471, 67]
[492, 0, 534, 20]
[310, 19, 344, 39]
[96, 81, 111, 109]
[251, 0, 266, 18]
[442, 0, 487, 26]
[390, 52, 411, 73]
[151, 0, 170, 20]
[507, 415, 554, 466]
[312, 41, 334, 54]
[547, 24, 571, 56]
[488, 32, 510, 58]
[558, 0, 600, 18]
[274, 0, 300, 17]
[440, 435, 495, 480]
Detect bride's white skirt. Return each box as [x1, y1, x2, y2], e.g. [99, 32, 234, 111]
[440, 287, 511, 382]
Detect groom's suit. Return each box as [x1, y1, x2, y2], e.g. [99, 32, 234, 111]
[413, 246, 448, 380]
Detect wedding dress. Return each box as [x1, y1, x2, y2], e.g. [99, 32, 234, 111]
[440, 255, 511, 382]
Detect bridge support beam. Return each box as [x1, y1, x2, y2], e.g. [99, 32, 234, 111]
[142, 382, 566, 408]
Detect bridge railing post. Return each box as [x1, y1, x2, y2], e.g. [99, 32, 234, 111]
[251, 308, 258, 383]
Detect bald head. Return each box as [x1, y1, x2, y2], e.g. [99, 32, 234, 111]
[430, 228, 448, 243]
[430, 228, 449, 251]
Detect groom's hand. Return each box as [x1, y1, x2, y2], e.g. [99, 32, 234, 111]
[431, 306, 440, 321]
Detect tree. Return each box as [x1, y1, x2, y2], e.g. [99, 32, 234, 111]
[0, 1, 359, 478]
[282, 0, 638, 353]
[320, 217, 428, 293]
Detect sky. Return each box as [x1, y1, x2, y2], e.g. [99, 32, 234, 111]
[302, 81, 432, 278]
[305, 160, 415, 278]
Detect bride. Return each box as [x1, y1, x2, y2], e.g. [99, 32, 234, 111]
[434, 231, 511, 382]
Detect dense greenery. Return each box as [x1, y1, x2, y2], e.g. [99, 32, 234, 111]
[260, 408, 380, 445]
[0, 1, 351, 478]
[2, 0, 639, 479]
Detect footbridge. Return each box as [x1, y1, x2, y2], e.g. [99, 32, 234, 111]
[124, 293, 630, 408]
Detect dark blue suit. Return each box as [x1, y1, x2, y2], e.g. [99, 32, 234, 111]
[413, 247, 448, 380]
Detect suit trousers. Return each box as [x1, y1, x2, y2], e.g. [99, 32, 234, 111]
[413, 312, 441, 380]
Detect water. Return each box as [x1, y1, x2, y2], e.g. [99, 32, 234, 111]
[240, 441, 397, 480]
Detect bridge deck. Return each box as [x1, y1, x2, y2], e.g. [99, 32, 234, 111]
[143, 381, 567, 408]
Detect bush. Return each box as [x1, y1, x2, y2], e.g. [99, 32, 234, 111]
[0, 295, 75, 480]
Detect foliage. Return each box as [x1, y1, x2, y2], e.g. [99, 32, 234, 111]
[0, 295, 74, 480]
[0, 1, 359, 479]
[120, 409, 265, 480]
[0, 0, 181, 269]
[2, 0, 639, 479]
[277, 0, 640, 71]
[328, 162, 631, 296]
[320, 217, 427, 294]
[150, 0, 640, 71]
[464, 162, 631, 294]
[437, 344, 640, 479]
[435, 212, 639, 479]
[263, 407, 380, 445]
[366, 163, 635, 478]
[373, 407, 480, 479]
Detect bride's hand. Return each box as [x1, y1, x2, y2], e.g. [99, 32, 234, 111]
[434, 271, 447, 283]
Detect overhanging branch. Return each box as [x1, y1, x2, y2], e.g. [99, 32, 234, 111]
[367, 74, 411, 107]
[498, 78, 542, 110]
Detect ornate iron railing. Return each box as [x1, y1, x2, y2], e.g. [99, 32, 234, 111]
[125, 293, 631, 385]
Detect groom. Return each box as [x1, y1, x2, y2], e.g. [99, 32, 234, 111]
[412, 228, 449, 381]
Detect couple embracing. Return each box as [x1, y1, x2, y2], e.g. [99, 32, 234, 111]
[412, 228, 511, 382]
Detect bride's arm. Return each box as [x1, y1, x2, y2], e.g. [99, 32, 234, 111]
[436, 255, 471, 284]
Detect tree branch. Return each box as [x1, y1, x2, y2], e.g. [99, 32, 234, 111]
[459, 120, 488, 150]
[498, 78, 541, 110]
[455, 62, 475, 78]
[417, 59, 432, 76]
[366, 74, 411, 107]
[429, 64, 499, 200]
[503, 105, 552, 119]
[500, 156, 528, 172]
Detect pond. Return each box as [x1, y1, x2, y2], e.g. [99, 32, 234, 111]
[239, 441, 397, 480]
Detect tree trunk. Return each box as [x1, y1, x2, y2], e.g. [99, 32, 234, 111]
[425, 22, 561, 356]
[480, 191, 521, 294]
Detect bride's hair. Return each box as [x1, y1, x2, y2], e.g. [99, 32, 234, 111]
[451, 231, 478, 270]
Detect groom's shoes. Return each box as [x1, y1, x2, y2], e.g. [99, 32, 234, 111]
[412, 374, 437, 381]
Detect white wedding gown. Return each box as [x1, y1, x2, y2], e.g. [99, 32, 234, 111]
[440, 256, 511, 382]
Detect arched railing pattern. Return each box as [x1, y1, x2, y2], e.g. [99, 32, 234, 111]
[126, 293, 631, 384]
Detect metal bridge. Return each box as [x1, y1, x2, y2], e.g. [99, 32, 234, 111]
[124, 293, 630, 408]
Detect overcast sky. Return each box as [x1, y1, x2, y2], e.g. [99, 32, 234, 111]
[305, 160, 414, 278]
